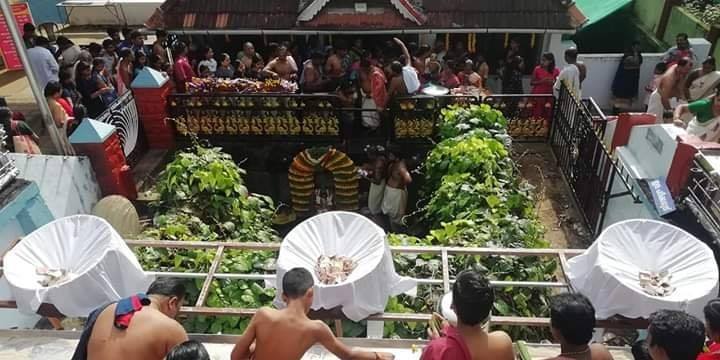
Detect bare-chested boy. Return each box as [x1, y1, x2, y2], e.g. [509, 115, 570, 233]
[231, 268, 394, 360]
[382, 146, 412, 232]
[421, 269, 514, 360]
[648, 57, 693, 123]
[73, 278, 189, 360]
[263, 45, 298, 81]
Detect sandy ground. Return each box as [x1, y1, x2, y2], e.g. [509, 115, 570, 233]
[512, 142, 592, 249]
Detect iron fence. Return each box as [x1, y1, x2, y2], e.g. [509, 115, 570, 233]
[550, 83, 640, 237]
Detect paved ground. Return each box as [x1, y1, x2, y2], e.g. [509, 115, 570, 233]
[0, 330, 633, 360]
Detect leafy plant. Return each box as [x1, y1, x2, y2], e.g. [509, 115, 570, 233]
[683, 0, 720, 26]
[439, 104, 507, 139]
[153, 145, 277, 242]
[136, 145, 280, 335]
[424, 133, 513, 194]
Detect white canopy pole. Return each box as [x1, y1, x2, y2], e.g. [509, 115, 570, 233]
[0, 0, 71, 155]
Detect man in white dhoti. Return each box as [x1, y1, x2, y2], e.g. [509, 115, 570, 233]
[382, 146, 412, 231]
[685, 57, 720, 102]
[648, 57, 693, 123]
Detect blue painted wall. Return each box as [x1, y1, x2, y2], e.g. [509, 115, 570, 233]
[27, 0, 67, 25]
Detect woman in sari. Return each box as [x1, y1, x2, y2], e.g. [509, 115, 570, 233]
[674, 87, 720, 143]
[686, 57, 720, 102]
[612, 42, 643, 111]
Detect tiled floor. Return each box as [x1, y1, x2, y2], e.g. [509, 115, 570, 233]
[0, 330, 633, 360]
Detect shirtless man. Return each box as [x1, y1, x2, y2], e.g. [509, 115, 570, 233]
[300, 51, 326, 93]
[382, 146, 412, 232]
[361, 145, 388, 223]
[73, 278, 188, 360]
[387, 37, 420, 99]
[263, 45, 298, 81]
[230, 268, 394, 360]
[422, 270, 514, 360]
[544, 293, 613, 360]
[326, 43, 349, 81]
[648, 57, 693, 123]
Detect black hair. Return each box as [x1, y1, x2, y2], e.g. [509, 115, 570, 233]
[156, 29, 168, 38]
[23, 23, 35, 33]
[550, 293, 596, 345]
[75, 62, 91, 79]
[390, 61, 403, 74]
[0, 107, 11, 123]
[121, 27, 131, 38]
[360, 57, 372, 69]
[56, 36, 72, 47]
[74, 104, 87, 120]
[88, 42, 102, 56]
[542, 52, 556, 73]
[677, 33, 689, 41]
[130, 30, 143, 40]
[147, 278, 187, 299]
[102, 39, 114, 48]
[704, 298, 720, 334]
[648, 310, 705, 360]
[59, 67, 73, 83]
[703, 56, 716, 67]
[34, 36, 50, 47]
[173, 41, 187, 56]
[631, 340, 651, 360]
[418, 44, 431, 56]
[452, 270, 493, 326]
[107, 28, 119, 37]
[219, 53, 230, 62]
[565, 48, 578, 62]
[119, 48, 133, 60]
[202, 46, 213, 57]
[655, 62, 668, 74]
[44, 81, 62, 97]
[311, 51, 324, 60]
[198, 64, 209, 73]
[282, 267, 314, 299]
[149, 54, 163, 68]
[92, 57, 105, 67]
[166, 340, 210, 360]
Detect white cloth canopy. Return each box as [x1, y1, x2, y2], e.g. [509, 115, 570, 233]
[567, 219, 719, 320]
[275, 211, 416, 321]
[3, 215, 152, 317]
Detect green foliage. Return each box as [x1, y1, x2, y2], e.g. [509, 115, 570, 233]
[136, 145, 279, 335]
[683, 0, 720, 26]
[439, 104, 507, 140]
[153, 145, 277, 242]
[385, 104, 553, 341]
[424, 133, 513, 194]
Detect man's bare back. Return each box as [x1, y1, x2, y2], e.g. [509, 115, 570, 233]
[87, 303, 187, 360]
[464, 329, 514, 360]
[247, 307, 323, 360]
[387, 159, 410, 189]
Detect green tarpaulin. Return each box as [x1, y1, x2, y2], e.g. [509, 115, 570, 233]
[575, 0, 632, 27]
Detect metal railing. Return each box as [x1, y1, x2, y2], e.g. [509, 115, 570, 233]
[684, 156, 720, 245]
[0, 123, 18, 192]
[167, 92, 557, 143]
[550, 83, 640, 237]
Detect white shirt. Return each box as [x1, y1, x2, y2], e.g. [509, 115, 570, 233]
[554, 64, 581, 99]
[60, 45, 82, 67]
[402, 65, 420, 94]
[27, 47, 59, 89]
[198, 59, 217, 74]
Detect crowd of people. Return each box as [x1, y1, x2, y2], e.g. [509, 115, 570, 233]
[21, 25, 172, 141]
[69, 269, 720, 360]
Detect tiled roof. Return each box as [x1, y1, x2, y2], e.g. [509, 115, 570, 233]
[150, 0, 300, 30]
[422, 0, 575, 30]
[147, 0, 576, 31]
[305, 11, 416, 29]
